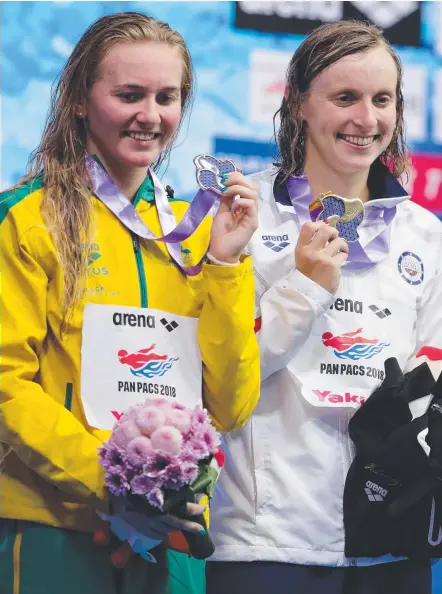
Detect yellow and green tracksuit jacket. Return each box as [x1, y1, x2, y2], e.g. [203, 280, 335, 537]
[0, 172, 260, 533]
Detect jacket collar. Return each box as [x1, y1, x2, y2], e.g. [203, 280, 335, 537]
[90, 154, 155, 206]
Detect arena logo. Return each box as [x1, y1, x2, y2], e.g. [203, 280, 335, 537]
[113, 312, 156, 328]
[347, 1, 419, 29]
[236, 1, 343, 35]
[238, 1, 342, 22]
[365, 480, 388, 502]
[330, 298, 363, 314]
[344, 1, 421, 47]
[366, 480, 388, 497]
[235, 1, 421, 47]
[262, 233, 291, 253]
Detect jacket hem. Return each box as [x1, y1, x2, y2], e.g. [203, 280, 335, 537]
[208, 544, 407, 567]
[0, 505, 104, 533]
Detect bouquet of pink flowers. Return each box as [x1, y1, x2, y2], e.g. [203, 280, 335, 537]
[98, 397, 224, 559]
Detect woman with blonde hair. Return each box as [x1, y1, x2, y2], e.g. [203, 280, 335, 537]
[0, 12, 260, 594]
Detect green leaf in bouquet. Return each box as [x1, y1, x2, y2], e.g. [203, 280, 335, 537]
[189, 462, 219, 499]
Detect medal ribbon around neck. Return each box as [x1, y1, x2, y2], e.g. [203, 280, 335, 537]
[86, 153, 237, 276]
[285, 176, 397, 271]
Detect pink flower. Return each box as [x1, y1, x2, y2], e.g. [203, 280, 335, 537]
[144, 452, 174, 480]
[131, 474, 156, 496]
[135, 407, 166, 437]
[178, 447, 198, 465]
[109, 421, 141, 449]
[105, 467, 129, 496]
[146, 398, 171, 409]
[187, 439, 211, 461]
[99, 444, 127, 470]
[126, 436, 153, 467]
[191, 407, 211, 427]
[170, 402, 186, 411]
[98, 444, 109, 461]
[120, 403, 143, 423]
[191, 424, 220, 457]
[165, 409, 191, 434]
[181, 461, 199, 484]
[150, 426, 183, 455]
[162, 462, 187, 491]
[147, 487, 164, 510]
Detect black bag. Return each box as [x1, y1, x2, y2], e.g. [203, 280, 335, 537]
[344, 358, 442, 559]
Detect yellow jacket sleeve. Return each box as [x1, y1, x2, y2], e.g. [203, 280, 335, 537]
[198, 256, 260, 432]
[0, 225, 109, 512]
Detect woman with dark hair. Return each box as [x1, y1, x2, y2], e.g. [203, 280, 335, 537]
[0, 11, 260, 594]
[207, 20, 442, 594]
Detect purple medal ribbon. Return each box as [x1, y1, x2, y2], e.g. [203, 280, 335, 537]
[286, 176, 399, 272]
[85, 154, 220, 276]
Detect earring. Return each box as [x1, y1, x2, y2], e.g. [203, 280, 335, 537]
[298, 127, 305, 147]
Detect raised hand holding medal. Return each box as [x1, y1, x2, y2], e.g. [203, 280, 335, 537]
[193, 155, 258, 265]
[309, 191, 365, 242]
[294, 190, 366, 296]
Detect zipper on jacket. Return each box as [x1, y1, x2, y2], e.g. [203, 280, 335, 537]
[64, 382, 73, 411]
[132, 234, 148, 308]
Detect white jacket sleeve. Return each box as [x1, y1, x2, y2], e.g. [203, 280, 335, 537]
[257, 268, 335, 380]
[404, 270, 442, 380]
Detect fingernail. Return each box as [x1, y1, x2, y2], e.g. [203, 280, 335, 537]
[199, 529, 206, 535]
[324, 219, 329, 224]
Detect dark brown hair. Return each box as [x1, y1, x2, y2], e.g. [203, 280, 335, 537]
[275, 20, 409, 179]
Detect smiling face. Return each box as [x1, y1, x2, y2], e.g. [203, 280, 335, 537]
[84, 40, 183, 173]
[301, 45, 398, 179]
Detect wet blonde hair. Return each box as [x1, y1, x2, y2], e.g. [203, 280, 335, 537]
[12, 12, 194, 330]
[276, 20, 408, 179]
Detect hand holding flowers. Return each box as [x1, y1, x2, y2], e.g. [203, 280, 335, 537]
[97, 398, 225, 562]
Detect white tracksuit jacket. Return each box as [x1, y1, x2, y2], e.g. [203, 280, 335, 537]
[209, 166, 442, 567]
